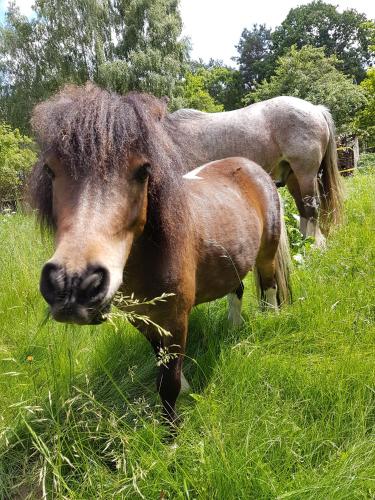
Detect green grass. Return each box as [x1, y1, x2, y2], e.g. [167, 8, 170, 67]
[0, 172, 374, 499]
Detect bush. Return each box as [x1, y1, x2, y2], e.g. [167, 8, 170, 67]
[0, 123, 36, 206]
[354, 68, 375, 148]
[357, 152, 375, 173]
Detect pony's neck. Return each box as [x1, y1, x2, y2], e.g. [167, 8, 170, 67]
[144, 162, 188, 243]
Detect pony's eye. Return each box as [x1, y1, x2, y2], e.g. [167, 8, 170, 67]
[134, 163, 151, 183]
[44, 164, 55, 180]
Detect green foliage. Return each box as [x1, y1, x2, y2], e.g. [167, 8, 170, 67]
[235, 24, 274, 89]
[114, 0, 185, 60]
[197, 62, 244, 111]
[179, 62, 244, 112]
[180, 72, 224, 112]
[0, 172, 374, 496]
[272, 0, 374, 83]
[357, 152, 375, 172]
[235, 2, 374, 98]
[0, 0, 188, 132]
[354, 68, 375, 148]
[247, 45, 367, 132]
[0, 1, 113, 132]
[0, 123, 36, 203]
[98, 0, 188, 98]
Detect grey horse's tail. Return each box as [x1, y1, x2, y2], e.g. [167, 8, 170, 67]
[318, 106, 344, 235]
[275, 194, 292, 305]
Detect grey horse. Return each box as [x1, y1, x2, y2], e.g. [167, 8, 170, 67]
[166, 96, 344, 247]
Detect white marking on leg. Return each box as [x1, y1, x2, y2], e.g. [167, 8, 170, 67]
[182, 164, 207, 180]
[306, 220, 326, 249]
[227, 293, 244, 327]
[180, 370, 191, 394]
[313, 227, 326, 249]
[264, 287, 278, 311]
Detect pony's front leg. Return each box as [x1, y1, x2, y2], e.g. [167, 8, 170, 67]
[157, 354, 183, 424]
[151, 315, 188, 425]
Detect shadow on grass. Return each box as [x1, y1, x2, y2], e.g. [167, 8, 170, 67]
[87, 297, 247, 414]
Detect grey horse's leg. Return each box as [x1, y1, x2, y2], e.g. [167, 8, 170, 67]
[286, 172, 308, 236]
[286, 162, 326, 247]
[299, 176, 326, 247]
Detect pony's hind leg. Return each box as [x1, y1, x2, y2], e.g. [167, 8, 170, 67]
[227, 282, 245, 327]
[255, 255, 279, 311]
[255, 200, 292, 309]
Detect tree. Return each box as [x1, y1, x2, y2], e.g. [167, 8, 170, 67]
[354, 68, 375, 148]
[0, 1, 112, 131]
[186, 60, 244, 110]
[177, 61, 244, 112]
[247, 45, 367, 132]
[235, 24, 274, 90]
[205, 66, 243, 110]
[272, 1, 374, 82]
[98, 0, 188, 97]
[0, 0, 188, 132]
[179, 72, 223, 112]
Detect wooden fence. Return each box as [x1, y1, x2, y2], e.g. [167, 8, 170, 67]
[337, 135, 359, 176]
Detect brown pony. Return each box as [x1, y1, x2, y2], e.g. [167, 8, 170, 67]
[29, 83, 292, 423]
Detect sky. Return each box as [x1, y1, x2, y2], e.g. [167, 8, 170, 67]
[0, 0, 374, 66]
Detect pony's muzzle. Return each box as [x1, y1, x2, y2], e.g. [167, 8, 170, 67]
[40, 262, 110, 324]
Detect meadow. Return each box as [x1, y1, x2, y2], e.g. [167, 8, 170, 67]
[0, 170, 374, 499]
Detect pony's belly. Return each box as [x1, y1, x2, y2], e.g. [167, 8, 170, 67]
[194, 250, 255, 305]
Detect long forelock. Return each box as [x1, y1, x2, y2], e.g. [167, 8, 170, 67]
[28, 83, 187, 234]
[31, 84, 148, 178]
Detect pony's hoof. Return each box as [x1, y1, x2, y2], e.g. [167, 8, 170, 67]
[312, 234, 327, 249]
[228, 314, 245, 327]
[262, 287, 279, 311]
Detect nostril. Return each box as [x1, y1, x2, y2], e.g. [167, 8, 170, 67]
[80, 272, 102, 292]
[78, 266, 109, 304]
[40, 263, 65, 305]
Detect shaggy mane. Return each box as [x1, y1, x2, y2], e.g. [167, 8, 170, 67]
[28, 82, 185, 235]
[31, 82, 169, 177]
